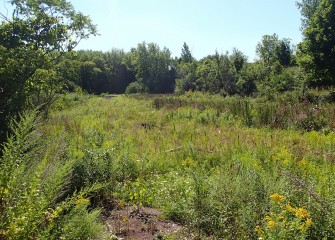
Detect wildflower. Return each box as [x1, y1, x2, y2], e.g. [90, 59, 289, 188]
[277, 215, 284, 221]
[117, 199, 126, 208]
[300, 218, 313, 232]
[270, 193, 285, 204]
[268, 220, 276, 229]
[75, 197, 90, 205]
[3, 188, 9, 196]
[8, 222, 19, 235]
[285, 204, 296, 214]
[305, 218, 313, 227]
[299, 157, 308, 166]
[264, 216, 272, 221]
[182, 157, 197, 168]
[255, 225, 264, 234]
[123, 216, 129, 222]
[295, 207, 310, 219]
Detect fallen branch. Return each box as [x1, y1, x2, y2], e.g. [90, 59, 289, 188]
[165, 146, 215, 154]
[165, 146, 183, 153]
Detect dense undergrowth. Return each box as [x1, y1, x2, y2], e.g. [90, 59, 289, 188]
[1, 92, 335, 239]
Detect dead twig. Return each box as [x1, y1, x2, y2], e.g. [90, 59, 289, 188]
[165, 146, 215, 154]
[281, 170, 333, 212]
[165, 146, 183, 153]
[196, 147, 215, 154]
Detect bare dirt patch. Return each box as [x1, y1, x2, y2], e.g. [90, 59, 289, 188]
[103, 95, 116, 100]
[103, 205, 182, 240]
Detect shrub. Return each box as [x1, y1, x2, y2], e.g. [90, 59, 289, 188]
[0, 110, 104, 239]
[55, 203, 103, 240]
[125, 81, 147, 94]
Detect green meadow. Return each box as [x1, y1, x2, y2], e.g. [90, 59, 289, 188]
[2, 92, 335, 239]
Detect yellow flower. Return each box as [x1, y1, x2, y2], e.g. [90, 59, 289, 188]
[75, 197, 90, 206]
[123, 216, 129, 222]
[270, 193, 285, 204]
[277, 215, 284, 221]
[285, 204, 296, 214]
[255, 225, 264, 234]
[182, 157, 197, 168]
[8, 222, 19, 235]
[299, 157, 308, 166]
[305, 218, 313, 227]
[3, 188, 9, 196]
[295, 207, 310, 219]
[264, 215, 272, 221]
[117, 199, 126, 208]
[300, 218, 313, 232]
[268, 220, 276, 229]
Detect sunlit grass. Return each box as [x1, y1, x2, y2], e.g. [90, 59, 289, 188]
[2, 92, 335, 239]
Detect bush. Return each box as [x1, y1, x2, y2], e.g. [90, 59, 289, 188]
[56, 203, 103, 240]
[0, 110, 104, 239]
[125, 81, 147, 94]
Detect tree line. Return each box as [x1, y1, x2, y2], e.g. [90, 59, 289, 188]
[55, 36, 297, 97]
[1, 0, 335, 143]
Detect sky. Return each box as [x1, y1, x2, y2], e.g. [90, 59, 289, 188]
[3, 0, 304, 61]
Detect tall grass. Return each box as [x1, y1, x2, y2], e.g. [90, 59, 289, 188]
[2, 92, 335, 239]
[151, 91, 335, 131]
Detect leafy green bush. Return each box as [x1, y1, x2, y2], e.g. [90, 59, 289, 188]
[71, 149, 113, 191]
[0, 110, 104, 239]
[125, 81, 148, 94]
[54, 202, 103, 240]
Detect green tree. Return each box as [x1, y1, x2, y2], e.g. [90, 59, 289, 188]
[0, 0, 96, 142]
[62, 49, 136, 94]
[296, 0, 322, 29]
[175, 61, 198, 94]
[256, 34, 280, 66]
[256, 34, 292, 67]
[297, 0, 335, 86]
[130, 42, 175, 93]
[275, 38, 292, 67]
[104, 49, 136, 93]
[56, 57, 82, 91]
[236, 64, 258, 96]
[230, 48, 248, 73]
[229, 50, 257, 96]
[195, 56, 217, 92]
[175, 42, 197, 94]
[76, 51, 106, 93]
[80, 61, 101, 93]
[214, 51, 238, 95]
[181, 42, 194, 63]
[190, 51, 248, 95]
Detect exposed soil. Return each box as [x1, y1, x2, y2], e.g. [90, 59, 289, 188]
[103, 95, 115, 100]
[103, 204, 182, 240]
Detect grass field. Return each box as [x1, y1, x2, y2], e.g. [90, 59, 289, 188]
[1, 92, 335, 239]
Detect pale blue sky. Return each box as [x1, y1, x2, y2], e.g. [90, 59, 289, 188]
[50, 1, 305, 60]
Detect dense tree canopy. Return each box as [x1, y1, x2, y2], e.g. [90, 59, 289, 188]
[296, 0, 322, 29]
[297, 0, 335, 86]
[128, 42, 176, 93]
[175, 49, 256, 96]
[0, 0, 97, 142]
[256, 34, 293, 67]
